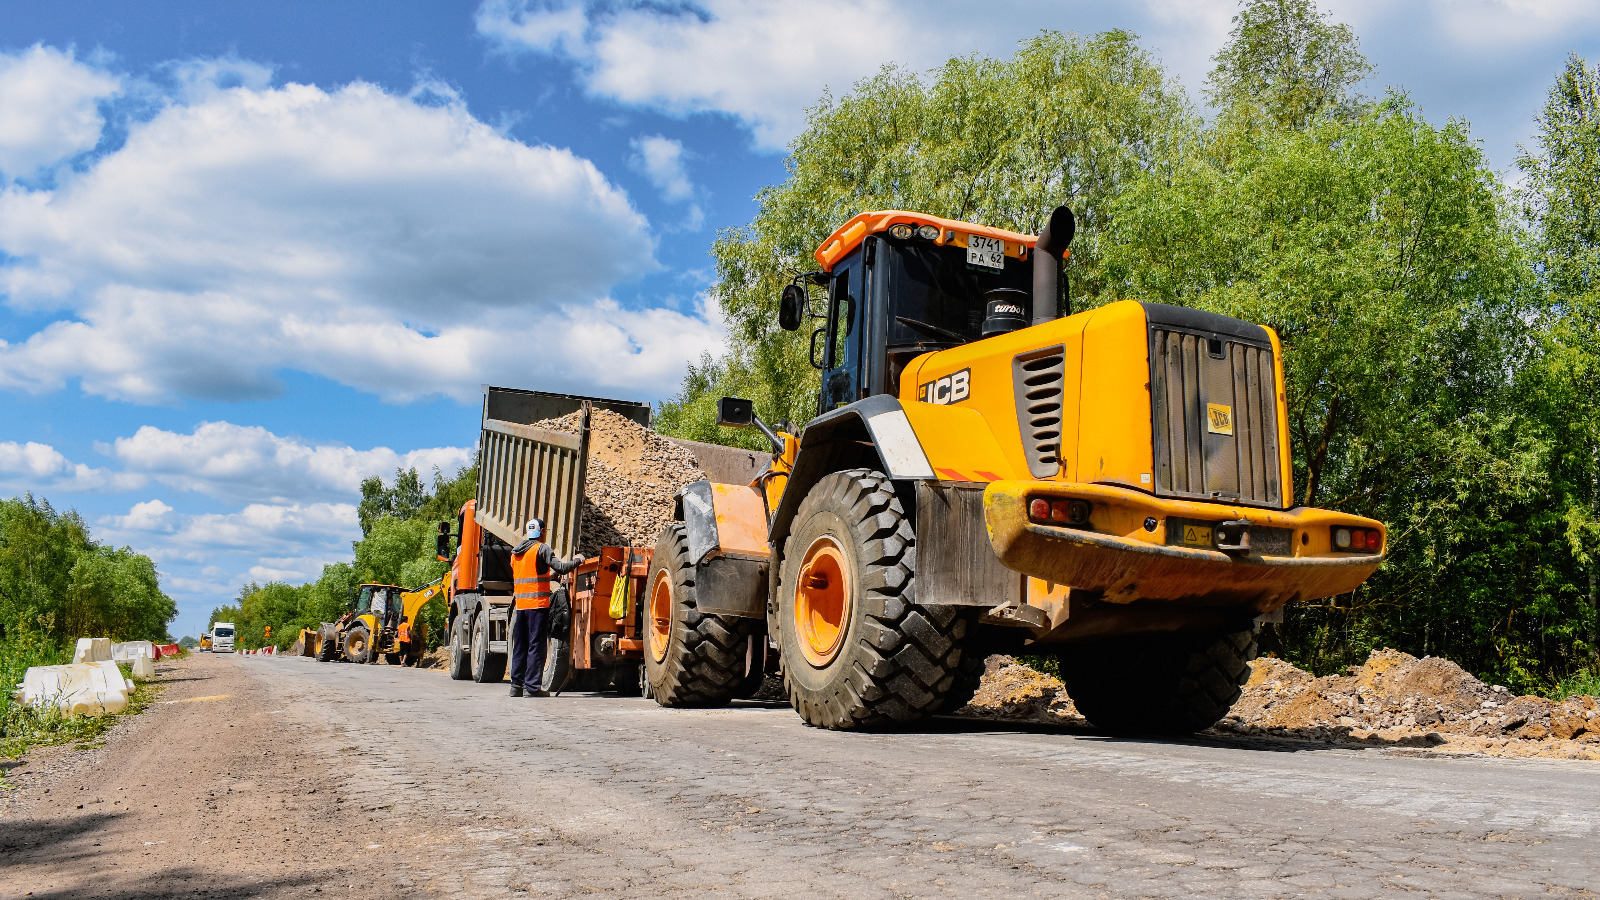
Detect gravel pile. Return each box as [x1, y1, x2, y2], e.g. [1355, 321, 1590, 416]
[534, 408, 706, 557]
[961, 649, 1600, 760]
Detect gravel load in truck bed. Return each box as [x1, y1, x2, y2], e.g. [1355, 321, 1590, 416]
[533, 408, 706, 557]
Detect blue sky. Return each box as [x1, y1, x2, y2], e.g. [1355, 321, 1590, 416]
[1, 0, 1596, 641]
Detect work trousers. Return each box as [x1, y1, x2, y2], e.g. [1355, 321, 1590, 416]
[510, 606, 549, 690]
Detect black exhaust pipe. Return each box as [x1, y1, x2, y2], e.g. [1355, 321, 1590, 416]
[1031, 205, 1076, 326]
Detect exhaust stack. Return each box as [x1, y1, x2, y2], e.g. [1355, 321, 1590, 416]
[1031, 205, 1077, 326]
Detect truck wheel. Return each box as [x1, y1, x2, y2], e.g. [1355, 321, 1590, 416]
[342, 626, 373, 664]
[730, 635, 768, 700]
[470, 613, 507, 683]
[1058, 629, 1258, 734]
[644, 523, 755, 706]
[448, 613, 472, 680]
[542, 631, 573, 693]
[778, 469, 974, 730]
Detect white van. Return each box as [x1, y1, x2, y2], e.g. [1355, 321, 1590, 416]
[211, 622, 236, 653]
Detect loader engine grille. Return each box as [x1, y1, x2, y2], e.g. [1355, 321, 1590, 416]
[1150, 327, 1282, 507]
[1013, 345, 1067, 478]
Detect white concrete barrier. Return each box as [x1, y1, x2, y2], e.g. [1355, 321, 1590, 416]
[111, 641, 156, 662]
[72, 637, 112, 664]
[131, 655, 156, 679]
[14, 660, 136, 717]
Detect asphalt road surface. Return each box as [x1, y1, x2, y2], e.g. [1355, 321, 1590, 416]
[4, 652, 1598, 898]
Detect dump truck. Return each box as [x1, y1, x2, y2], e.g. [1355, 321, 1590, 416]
[315, 579, 444, 665]
[438, 386, 768, 693]
[642, 207, 1387, 733]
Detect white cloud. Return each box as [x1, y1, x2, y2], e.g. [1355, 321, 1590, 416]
[0, 439, 143, 493]
[631, 134, 694, 201]
[478, 0, 942, 149]
[0, 45, 120, 180]
[0, 65, 723, 404]
[103, 499, 357, 550]
[106, 498, 175, 532]
[107, 420, 471, 504]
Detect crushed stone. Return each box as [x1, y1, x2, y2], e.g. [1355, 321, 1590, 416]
[959, 648, 1600, 761]
[533, 408, 706, 557]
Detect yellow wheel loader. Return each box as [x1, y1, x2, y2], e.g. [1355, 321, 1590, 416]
[645, 207, 1385, 734]
[316, 579, 444, 666]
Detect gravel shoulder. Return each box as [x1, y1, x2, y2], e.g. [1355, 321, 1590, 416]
[0, 652, 407, 900]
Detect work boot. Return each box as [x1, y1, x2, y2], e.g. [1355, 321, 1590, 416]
[529, 689, 551, 698]
[509, 684, 524, 698]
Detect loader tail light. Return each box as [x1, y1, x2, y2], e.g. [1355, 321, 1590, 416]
[1332, 526, 1383, 554]
[1027, 496, 1091, 527]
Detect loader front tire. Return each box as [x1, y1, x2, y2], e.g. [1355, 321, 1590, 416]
[643, 523, 755, 706]
[447, 613, 472, 680]
[778, 469, 974, 730]
[1057, 629, 1257, 734]
[316, 633, 337, 663]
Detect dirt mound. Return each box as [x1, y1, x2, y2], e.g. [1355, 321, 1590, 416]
[533, 408, 706, 556]
[958, 649, 1600, 760]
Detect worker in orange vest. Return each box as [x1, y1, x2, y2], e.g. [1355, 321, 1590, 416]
[509, 517, 582, 697]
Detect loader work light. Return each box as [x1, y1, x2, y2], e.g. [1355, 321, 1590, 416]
[889, 223, 914, 239]
[916, 224, 940, 241]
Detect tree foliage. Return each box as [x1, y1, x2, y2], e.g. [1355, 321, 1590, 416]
[655, 30, 1195, 442]
[0, 495, 175, 647]
[652, 2, 1600, 693]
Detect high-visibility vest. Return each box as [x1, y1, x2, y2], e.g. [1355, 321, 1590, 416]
[397, 621, 411, 643]
[512, 541, 553, 610]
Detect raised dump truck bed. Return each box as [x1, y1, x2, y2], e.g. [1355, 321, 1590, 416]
[441, 386, 766, 690]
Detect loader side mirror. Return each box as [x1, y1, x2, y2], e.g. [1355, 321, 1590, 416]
[436, 521, 452, 561]
[778, 285, 806, 331]
[716, 396, 755, 428]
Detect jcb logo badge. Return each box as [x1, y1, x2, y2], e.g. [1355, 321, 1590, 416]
[919, 368, 971, 405]
[1206, 403, 1234, 435]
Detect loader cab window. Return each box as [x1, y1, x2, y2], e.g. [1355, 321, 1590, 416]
[353, 586, 373, 613]
[882, 239, 1032, 348]
[821, 259, 863, 413]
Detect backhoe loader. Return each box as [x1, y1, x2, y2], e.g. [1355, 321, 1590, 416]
[316, 579, 444, 666]
[644, 207, 1386, 734]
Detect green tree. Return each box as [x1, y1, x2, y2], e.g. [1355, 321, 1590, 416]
[656, 30, 1195, 442]
[1518, 53, 1600, 664]
[1206, 0, 1372, 132]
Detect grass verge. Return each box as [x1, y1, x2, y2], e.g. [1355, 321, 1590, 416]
[1, 636, 167, 775]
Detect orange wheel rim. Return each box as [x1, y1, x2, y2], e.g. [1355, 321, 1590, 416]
[648, 571, 672, 663]
[794, 537, 851, 667]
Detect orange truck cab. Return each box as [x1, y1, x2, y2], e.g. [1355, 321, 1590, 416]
[644, 207, 1384, 734]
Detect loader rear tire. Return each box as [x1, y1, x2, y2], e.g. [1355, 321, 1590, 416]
[471, 612, 506, 684]
[778, 469, 974, 730]
[342, 625, 373, 664]
[644, 523, 757, 706]
[447, 613, 472, 680]
[1057, 629, 1257, 734]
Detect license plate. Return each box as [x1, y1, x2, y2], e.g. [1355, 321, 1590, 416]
[966, 234, 1005, 269]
